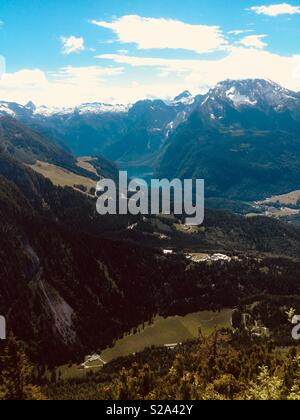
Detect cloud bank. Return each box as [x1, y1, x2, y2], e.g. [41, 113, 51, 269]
[250, 3, 300, 16]
[239, 35, 268, 49]
[91, 15, 227, 54]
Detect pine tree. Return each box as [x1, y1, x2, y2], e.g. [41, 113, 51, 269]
[0, 333, 46, 400]
[244, 366, 283, 400]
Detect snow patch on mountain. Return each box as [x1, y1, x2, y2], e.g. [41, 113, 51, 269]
[0, 103, 16, 117]
[173, 91, 195, 106]
[32, 102, 130, 117]
[33, 105, 65, 117]
[76, 103, 130, 114]
[226, 87, 257, 107]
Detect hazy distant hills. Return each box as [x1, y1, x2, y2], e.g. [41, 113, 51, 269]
[1, 79, 300, 200]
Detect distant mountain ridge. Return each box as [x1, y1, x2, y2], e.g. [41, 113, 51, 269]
[0, 90, 199, 159]
[155, 80, 300, 200]
[193, 79, 300, 130]
[1, 78, 299, 123]
[0, 100, 130, 118]
[1, 79, 300, 200]
[0, 79, 299, 154]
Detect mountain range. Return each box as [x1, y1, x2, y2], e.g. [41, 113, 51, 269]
[1, 79, 300, 200]
[0, 88, 199, 159]
[1, 78, 300, 365]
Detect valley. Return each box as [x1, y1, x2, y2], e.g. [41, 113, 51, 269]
[3, 79, 300, 203]
[53, 309, 233, 380]
[100, 309, 233, 364]
[1, 78, 300, 400]
[3, 0, 300, 400]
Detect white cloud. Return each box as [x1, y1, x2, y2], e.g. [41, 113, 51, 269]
[2, 35, 300, 106]
[98, 47, 300, 95]
[61, 36, 85, 55]
[0, 68, 182, 106]
[118, 49, 129, 55]
[0, 66, 125, 106]
[0, 69, 48, 89]
[1, 50, 300, 106]
[250, 3, 300, 16]
[98, 54, 195, 71]
[228, 29, 254, 35]
[91, 15, 227, 54]
[239, 34, 268, 49]
[0, 55, 6, 78]
[52, 65, 124, 82]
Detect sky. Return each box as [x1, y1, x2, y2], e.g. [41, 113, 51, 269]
[0, 0, 300, 106]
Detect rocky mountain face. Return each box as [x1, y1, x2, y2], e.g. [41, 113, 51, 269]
[194, 79, 300, 130]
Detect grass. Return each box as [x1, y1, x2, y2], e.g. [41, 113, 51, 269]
[76, 157, 98, 176]
[55, 309, 233, 380]
[101, 309, 233, 363]
[259, 190, 300, 206]
[29, 160, 96, 193]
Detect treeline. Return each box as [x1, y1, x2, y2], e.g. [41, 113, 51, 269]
[43, 330, 300, 400]
[0, 334, 45, 400]
[2, 329, 300, 400]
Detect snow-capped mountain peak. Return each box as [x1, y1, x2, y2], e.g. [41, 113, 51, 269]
[194, 79, 300, 125]
[25, 101, 36, 112]
[31, 102, 131, 117]
[0, 79, 299, 125]
[210, 79, 299, 109]
[225, 86, 257, 107]
[0, 102, 17, 117]
[75, 102, 130, 115]
[173, 90, 195, 105]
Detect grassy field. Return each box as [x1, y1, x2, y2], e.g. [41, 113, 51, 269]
[29, 160, 96, 193]
[76, 157, 98, 176]
[55, 309, 233, 380]
[101, 309, 233, 363]
[259, 190, 300, 206]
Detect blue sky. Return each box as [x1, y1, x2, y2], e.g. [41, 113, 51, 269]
[1, 0, 300, 105]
